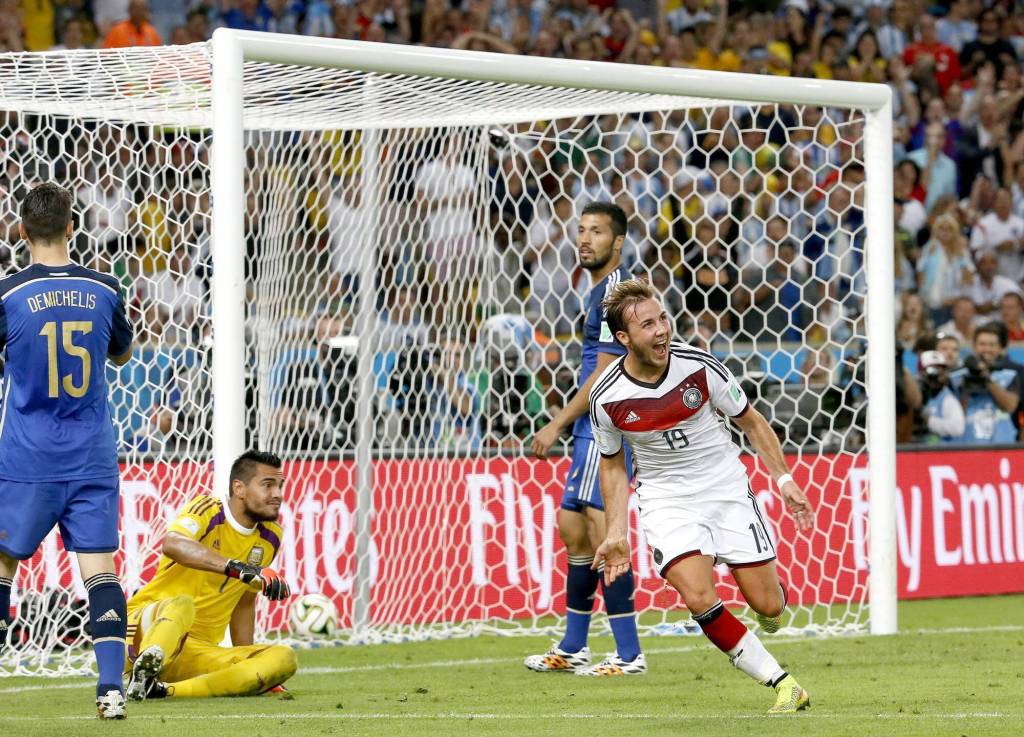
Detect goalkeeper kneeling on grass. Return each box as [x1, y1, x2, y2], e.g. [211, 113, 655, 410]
[124, 450, 297, 701]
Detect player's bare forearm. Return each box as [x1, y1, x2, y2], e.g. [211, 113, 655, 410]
[733, 407, 814, 530]
[230, 591, 257, 646]
[593, 451, 631, 584]
[599, 452, 630, 538]
[163, 531, 231, 575]
[732, 407, 790, 481]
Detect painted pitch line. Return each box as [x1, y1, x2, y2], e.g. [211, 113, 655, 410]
[0, 712, 1015, 722]
[2, 623, 1021, 693]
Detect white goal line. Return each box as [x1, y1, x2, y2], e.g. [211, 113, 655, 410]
[1, 622, 1020, 693]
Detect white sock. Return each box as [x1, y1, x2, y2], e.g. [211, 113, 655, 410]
[727, 630, 786, 686]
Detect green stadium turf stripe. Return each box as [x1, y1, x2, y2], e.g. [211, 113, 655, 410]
[0, 712, 1016, 722]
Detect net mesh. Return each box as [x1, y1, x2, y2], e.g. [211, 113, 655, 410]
[0, 42, 871, 677]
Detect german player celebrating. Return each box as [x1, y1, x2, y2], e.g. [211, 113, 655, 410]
[124, 451, 296, 701]
[589, 279, 813, 714]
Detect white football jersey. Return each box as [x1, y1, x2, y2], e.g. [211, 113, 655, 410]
[589, 341, 750, 501]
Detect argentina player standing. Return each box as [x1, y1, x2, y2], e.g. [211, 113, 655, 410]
[0, 184, 133, 718]
[590, 279, 814, 713]
[524, 202, 644, 677]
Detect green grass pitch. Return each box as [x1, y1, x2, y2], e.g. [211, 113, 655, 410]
[2, 594, 1022, 737]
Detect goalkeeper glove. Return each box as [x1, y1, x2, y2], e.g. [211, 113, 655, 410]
[259, 568, 290, 601]
[224, 560, 290, 600]
[224, 559, 262, 586]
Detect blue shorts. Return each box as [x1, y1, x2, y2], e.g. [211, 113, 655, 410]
[560, 436, 632, 513]
[0, 476, 120, 560]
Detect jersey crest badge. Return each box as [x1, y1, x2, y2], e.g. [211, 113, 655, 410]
[247, 546, 265, 567]
[682, 387, 703, 409]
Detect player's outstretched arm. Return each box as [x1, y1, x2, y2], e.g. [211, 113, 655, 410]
[164, 532, 291, 599]
[592, 450, 631, 585]
[731, 408, 814, 531]
[163, 531, 234, 574]
[531, 351, 619, 458]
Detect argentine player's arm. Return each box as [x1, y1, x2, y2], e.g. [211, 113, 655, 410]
[532, 351, 619, 457]
[163, 531, 234, 575]
[230, 591, 258, 646]
[107, 288, 134, 366]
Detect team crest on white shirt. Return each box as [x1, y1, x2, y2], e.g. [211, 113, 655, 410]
[681, 387, 703, 409]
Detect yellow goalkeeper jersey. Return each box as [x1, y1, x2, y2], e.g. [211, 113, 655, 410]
[127, 495, 283, 645]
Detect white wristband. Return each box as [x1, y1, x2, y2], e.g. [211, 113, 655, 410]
[776, 473, 794, 488]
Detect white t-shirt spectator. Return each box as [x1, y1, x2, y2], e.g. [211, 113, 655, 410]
[965, 275, 1022, 312]
[665, 6, 712, 33]
[970, 211, 1024, 279]
[327, 190, 365, 280]
[415, 157, 476, 241]
[898, 198, 927, 240]
[149, 268, 204, 323]
[77, 179, 132, 247]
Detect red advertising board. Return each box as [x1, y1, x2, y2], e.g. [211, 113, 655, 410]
[13, 449, 1024, 628]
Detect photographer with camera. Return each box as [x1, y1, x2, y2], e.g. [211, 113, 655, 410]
[916, 351, 966, 443]
[948, 322, 1021, 444]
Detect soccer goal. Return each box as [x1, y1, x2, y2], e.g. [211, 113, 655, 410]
[0, 31, 895, 677]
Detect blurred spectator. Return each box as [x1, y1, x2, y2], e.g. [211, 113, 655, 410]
[966, 249, 1022, 315]
[52, 18, 88, 51]
[936, 295, 978, 345]
[103, 0, 162, 48]
[1000, 292, 1024, 341]
[147, 247, 205, 345]
[904, 15, 960, 95]
[22, 0, 56, 51]
[960, 9, 1018, 81]
[388, 339, 480, 451]
[917, 213, 974, 320]
[376, 284, 432, 351]
[936, 0, 976, 53]
[949, 321, 1020, 444]
[936, 331, 963, 369]
[680, 218, 738, 333]
[736, 238, 805, 342]
[970, 188, 1024, 280]
[525, 195, 581, 336]
[916, 350, 966, 443]
[906, 123, 957, 212]
[896, 291, 932, 347]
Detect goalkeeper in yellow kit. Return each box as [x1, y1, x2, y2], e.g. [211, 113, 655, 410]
[124, 450, 297, 700]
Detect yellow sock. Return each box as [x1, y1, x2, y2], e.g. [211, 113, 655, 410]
[138, 595, 195, 667]
[168, 645, 297, 698]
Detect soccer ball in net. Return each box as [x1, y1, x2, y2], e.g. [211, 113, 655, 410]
[288, 594, 339, 638]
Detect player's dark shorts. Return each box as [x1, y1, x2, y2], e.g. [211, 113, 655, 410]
[560, 436, 632, 513]
[0, 476, 120, 560]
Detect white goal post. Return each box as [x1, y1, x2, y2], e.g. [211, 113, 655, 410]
[0, 30, 896, 677]
[208, 30, 896, 636]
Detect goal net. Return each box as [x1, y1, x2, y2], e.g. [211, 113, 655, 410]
[0, 37, 893, 677]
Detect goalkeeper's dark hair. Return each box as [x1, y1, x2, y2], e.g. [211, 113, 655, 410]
[229, 450, 283, 493]
[581, 201, 627, 238]
[21, 182, 73, 244]
[602, 278, 658, 339]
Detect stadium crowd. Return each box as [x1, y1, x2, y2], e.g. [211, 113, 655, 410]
[3, 0, 1024, 451]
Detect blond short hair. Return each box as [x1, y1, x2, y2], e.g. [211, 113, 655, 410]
[601, 278, 657, 338]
